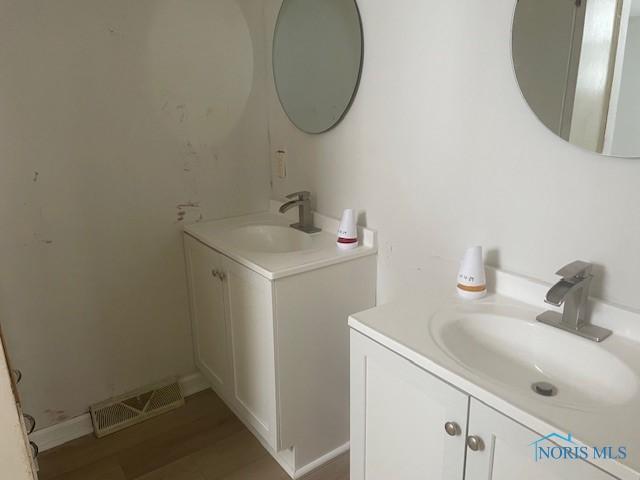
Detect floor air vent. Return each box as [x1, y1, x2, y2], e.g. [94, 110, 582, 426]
[89, 378, 185, 438]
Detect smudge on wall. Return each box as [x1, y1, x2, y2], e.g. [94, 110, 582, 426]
[176, 201, 201, 223]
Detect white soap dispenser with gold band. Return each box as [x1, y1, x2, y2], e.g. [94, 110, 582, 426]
[457, 246, 487, 299]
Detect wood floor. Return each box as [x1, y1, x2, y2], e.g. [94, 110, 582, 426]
[37, 389, 349, 480]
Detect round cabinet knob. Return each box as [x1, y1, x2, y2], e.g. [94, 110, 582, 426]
[30, 441, 39, 459]
[23, 414, 36, 435]
[467, 435, 485, 451]
[444, 422, 461, 436]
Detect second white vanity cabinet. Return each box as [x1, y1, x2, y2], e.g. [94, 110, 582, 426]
[350, 330, 617, 480]
[465, 399, 616, 480]
[350, 328, 467, 479]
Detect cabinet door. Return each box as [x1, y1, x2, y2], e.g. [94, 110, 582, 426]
[224, 257, 277, 449]
[350, 331, 468, 480]
[465, 399, 617, 480]
[184, 234, 229, 394]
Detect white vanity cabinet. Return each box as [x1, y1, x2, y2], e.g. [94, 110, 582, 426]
[183, 234, 231, 396]
[184, 234, 278, 448]
[183, 219, 377, 478]
[350, 330, 618, 480]
[223, 256, 278, 448]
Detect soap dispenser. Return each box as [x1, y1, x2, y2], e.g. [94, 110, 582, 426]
[457, 246, 487, 299]
[336, 209, 358, 250]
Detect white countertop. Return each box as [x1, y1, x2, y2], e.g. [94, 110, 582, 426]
[183, 201, 377, 280]
[349, 269, 640, 480]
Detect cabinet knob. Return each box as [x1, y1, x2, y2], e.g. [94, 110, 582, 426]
[30, 441, 39, 459]
[444, 422, 461, 436]
[23, 414, 35, 435]
[466, 435, 485, 451]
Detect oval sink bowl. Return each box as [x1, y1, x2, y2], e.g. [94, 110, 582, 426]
[429, 304, 638, 409]
[222, 225, 313, 254]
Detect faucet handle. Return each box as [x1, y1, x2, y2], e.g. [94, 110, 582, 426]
[555, 260, 593, 280]
[286, 191, 311, 200]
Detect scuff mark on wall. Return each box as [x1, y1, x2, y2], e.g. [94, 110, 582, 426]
[185, 141, 197, 157]
[176, 201, 201, 223]
[44, 409, 68, 423]
[33, 171, 39, 182]
[176, 104, 186, 123]
[176, 201, 200, 209]
[180, 142, 198, 172]
[33, 233, 53, 245]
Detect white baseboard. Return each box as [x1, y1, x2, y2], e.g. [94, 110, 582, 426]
[292, 442, 350, 478]
[29, 414, 94, 453]
[178, 372, 211, 397]
[30, 372, 211, 452]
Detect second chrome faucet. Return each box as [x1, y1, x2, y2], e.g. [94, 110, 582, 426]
[537, 260, 612, 342]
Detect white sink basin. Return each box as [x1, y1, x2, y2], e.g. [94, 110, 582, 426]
[429, 304, 639, 408]
[221, 224, 314, 254]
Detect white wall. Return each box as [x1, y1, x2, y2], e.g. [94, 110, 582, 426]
[265, 0, 640, 310]
[0, 0, 270, 429]
[612, 17, 640, 156]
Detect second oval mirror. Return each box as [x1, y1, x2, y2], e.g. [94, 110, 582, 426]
[513, 0, 640, 157]
[273, 0, 363, 134]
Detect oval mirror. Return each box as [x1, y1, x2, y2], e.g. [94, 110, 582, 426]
[273, 0, 363, 134]
[512, 0, 640, 157]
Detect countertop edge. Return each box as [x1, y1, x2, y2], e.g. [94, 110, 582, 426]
[184, 230, 378, 281]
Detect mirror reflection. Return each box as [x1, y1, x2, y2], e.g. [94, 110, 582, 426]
[513, 0, 640, 157]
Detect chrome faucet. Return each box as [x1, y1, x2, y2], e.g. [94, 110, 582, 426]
[279, 191, 321, 234]
[537, 261, 612, 342]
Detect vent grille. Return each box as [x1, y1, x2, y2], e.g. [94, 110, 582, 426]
[90, 379, 184, 438]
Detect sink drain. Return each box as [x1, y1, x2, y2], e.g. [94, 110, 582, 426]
[532, 381, 557, 397]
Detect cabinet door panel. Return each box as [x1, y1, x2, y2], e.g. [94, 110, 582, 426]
[184, 235, 228, 392]
[350, 331, 468, 480]
[466, 399, 617, 480]
[224, 258, 277, 448]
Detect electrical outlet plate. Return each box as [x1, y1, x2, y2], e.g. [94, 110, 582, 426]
[275, 149, 287, 178]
